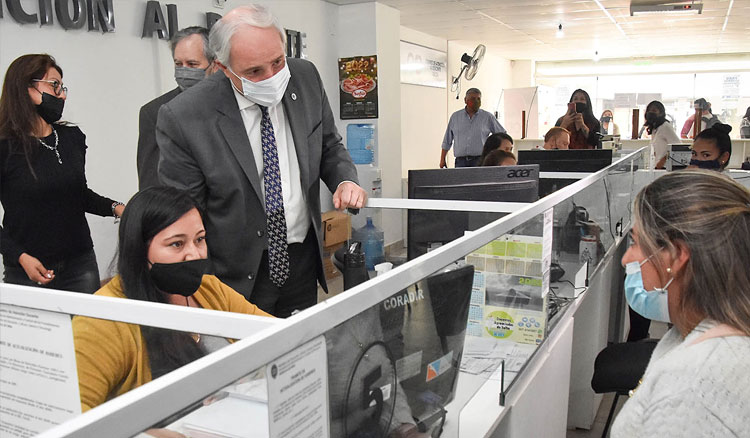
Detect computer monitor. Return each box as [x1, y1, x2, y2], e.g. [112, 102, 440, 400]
[407, 165, 540, 260]
[380, 264, 475, 434]
[516, 149, 613, 172]
[325, 265, 475, 438]
[667, 144, 692, 171]
[517, 149, 613, 198]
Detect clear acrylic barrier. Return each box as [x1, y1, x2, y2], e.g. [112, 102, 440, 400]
[0, 284, 276, 438]
[9, 148, 653, 438]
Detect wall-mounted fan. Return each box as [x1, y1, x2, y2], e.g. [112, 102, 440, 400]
[450, 44, 486, 99]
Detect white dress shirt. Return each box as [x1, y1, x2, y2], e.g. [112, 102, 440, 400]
[232, 89, 310, 244]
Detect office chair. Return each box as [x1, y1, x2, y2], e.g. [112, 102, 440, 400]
[591, 339, 658, 437]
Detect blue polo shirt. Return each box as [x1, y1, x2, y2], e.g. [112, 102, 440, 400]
[441, 108, 505, 157]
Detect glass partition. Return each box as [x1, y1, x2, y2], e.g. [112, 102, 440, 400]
[0, 285, 276, 438]
[127, 366, 268, 438]
[5, 148, 652, 438]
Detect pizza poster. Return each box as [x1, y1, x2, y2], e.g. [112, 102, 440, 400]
[338, 55, 378, 119]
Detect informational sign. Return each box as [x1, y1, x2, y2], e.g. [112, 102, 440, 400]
[346, 124, 375, 164]
[399, 41, 447, 88]
[338, 56, 378, 119]
[266, 336, 329, 438]
[465, 234, 548, 345]
[0, 304, 80, 437]
[614, 93, 637, 108]
[723, 74, 740, 105]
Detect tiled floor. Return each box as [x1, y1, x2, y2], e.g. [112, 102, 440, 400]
[567, 392, 626, 438]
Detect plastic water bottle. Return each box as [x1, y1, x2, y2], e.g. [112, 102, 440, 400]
[354, 217, 385, 271]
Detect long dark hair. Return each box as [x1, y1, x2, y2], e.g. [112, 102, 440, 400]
[479, 132, 513, 166]
[0, 54, 63, 176]
[117, 186, 205, 379]
[644, 100, 667, 135]
[695, 123, 733, 169]
[744, 106, 750, 120]
[569, 89, 599, 131]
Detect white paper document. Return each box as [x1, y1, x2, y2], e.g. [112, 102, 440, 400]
[266, 336, 329, 438]
[0, 304, 81, 438]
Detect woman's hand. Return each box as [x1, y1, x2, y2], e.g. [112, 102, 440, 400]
[18, 253, 54, 285]
[144, 429, 186, 438]
[388, 423, 431, 438]
[573, 113, 585, 132]
[560, 102, 576, 130]
[114, 204, 125, 218]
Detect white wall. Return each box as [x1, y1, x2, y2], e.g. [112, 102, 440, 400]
[447, 41, 512, 147]
[336, 2, 402, 246]
[511, 59, 535, 89]
[399, 26, 447, 177]
[0, 0, 342, 278]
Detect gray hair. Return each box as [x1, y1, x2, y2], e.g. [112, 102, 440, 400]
[208, 4, 286, 66]
[170, 26, 215, 62]
[465, 88, 481, 97]
[633, 170, 750, 335]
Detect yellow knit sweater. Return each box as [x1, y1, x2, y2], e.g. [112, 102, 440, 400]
[73, 275, 271, 412]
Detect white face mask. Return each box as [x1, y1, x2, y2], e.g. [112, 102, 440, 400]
[227, 62, 291, 107]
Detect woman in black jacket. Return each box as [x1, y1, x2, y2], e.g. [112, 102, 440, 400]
[0, 54, 124, 292]
[555, 89, 601, 149]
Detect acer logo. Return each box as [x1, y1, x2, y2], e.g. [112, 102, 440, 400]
[507, 169, 532, 178]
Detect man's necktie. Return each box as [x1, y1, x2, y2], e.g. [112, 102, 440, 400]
[259, 105, 290, 287]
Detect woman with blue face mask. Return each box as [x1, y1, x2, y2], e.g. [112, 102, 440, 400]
[612, 170, 750, 437]
[687, 122, 732, 171]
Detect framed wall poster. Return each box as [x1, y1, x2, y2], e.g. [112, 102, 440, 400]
[339, 56, 378, 119]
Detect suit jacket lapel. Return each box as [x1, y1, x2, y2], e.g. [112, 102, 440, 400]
[283, 78, 310, 190]
[215, 77, 263, 203]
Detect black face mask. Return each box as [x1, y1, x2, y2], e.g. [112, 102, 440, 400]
[575, 102, 587, 113]
[689, 158, 722, 170]
[645, 112, 660, 124]
[601, 116, 612, 122]
[149, 259, 209, 297]
[36, 92, 65, 124]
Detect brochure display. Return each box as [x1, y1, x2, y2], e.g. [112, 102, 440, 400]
[465, 213, 552, 346]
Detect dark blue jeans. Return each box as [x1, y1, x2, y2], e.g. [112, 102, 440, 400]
[3, 249, 101, 294]
[455, 155, 481, 167]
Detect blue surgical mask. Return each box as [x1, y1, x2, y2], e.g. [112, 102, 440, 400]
[623, 258, 673, 323]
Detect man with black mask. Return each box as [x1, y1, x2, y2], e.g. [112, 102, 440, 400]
[137, 26, 216, 189]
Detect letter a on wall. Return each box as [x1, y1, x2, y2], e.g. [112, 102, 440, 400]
[142, 0, 168, 39]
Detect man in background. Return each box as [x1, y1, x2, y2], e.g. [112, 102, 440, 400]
[681, 98, 720, 139]
[439, 88, 505, 168]
[543, 127, 570, 150]
[137, 26, 216, 189]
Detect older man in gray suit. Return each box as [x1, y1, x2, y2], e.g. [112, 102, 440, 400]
[156, 5, 366, 317]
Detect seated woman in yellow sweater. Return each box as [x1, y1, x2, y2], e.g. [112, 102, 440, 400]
[73, 187, 271, 412]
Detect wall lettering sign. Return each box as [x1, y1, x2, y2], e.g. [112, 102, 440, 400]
[1, 0, 306, 58]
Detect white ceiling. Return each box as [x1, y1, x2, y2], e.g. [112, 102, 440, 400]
[326, 0, 750, 61]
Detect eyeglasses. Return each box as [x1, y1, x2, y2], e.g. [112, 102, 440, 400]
[31, 79, 68, 97]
